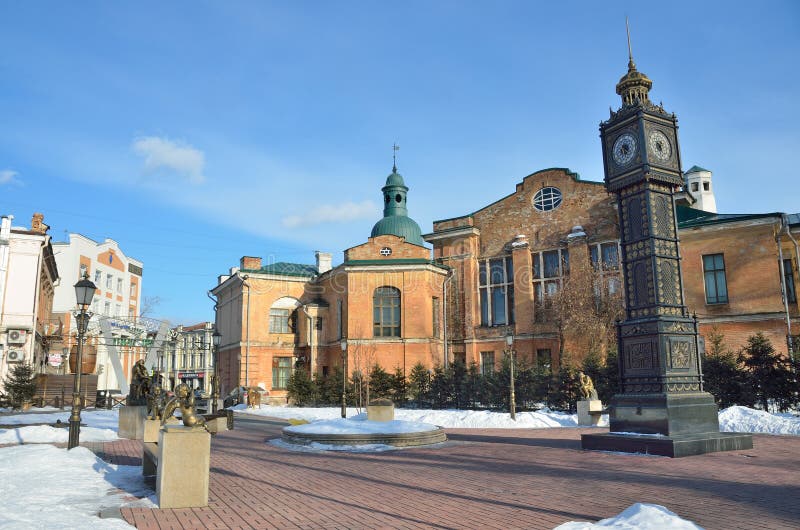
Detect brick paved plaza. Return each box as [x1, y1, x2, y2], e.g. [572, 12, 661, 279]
[101, 414, 800, 530]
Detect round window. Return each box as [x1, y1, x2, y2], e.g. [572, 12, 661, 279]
[395, 193, 402, 203]
[532, 187, 563, 212]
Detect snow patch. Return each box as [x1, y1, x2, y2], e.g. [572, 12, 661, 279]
[554, 503, 703, 529]
[719, 406, 800, 435]
[0, 444, 153, 529]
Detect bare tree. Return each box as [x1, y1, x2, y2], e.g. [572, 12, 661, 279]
[139, 296, 163, 318]
[348, 324, 377, 411]
[550, 258, 624, 365]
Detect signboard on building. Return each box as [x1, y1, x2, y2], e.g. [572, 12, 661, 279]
[48, 353, 63, 367]
[177, 371, 205, 379]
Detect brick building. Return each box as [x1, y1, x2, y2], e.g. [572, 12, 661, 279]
[211, 167, 447, 402]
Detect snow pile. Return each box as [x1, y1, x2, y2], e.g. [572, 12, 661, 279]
[0, 409, 121, 444]
[554, 503, 702, 529]
[237, 404, 590, 429]
[0, 444, 153, 529]
[0, 424, 118, 444]
[719, 406, 800, 435]
[284, 415, 439, 435]
[0, 408, 119, 429]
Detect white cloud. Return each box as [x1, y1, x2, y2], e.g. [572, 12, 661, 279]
[132, 136, 205, 184]
[282, 200, 378, 228]
[0, 169, 21, 185]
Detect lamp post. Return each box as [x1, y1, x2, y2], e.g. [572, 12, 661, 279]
[212, 329, 221, 413]
[506, 332, 516, 421]
[68, 274, 96, 450]
[340, 338, 347, 418]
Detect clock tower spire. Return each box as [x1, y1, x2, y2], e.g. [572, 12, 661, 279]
[582, 24, 753, 456]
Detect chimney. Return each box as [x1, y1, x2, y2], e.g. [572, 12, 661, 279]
[315, 251, 332, 274]
[31, 213, 49, 235]
[240, 256, 262, 271]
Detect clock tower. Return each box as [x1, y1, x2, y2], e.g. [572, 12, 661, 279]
[581, 30, 752, 456]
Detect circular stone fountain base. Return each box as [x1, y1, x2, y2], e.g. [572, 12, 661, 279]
[281, 419, 446, 448]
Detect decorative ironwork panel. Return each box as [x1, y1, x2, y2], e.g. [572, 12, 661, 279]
[625, 341, 656, 371]
[668, 339, 692, 370]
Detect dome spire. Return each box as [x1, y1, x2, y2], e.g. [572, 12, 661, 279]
[392, 142, 399, 173]
[626, 16, 636, 71]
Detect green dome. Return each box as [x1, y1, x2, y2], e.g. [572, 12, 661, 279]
[371, 215, 424, 246]
[385, 169, 407, 188]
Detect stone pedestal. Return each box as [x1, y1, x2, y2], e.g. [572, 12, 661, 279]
[118, 405, 147, 440]
[577, 399, 603, 426]
[156, 425, 210, 509]
[143, 419, 161, 443]
[206, 416, 229, 434]
[367, 399, 394, 422]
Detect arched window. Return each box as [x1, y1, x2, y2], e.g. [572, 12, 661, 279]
[269, 297, 300, 334]
[373, 287, 401, 337]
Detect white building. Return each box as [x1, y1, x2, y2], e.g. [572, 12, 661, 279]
[159, 322, 215, 393]
[52, 233, 145, 391]
[0, 214, 60, 389]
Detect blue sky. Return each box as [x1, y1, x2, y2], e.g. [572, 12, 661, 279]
[1, 1, 798, 324]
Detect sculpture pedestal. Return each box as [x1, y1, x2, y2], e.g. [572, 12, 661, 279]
[118, 406, 147, 440]
[157, 425, 210, 508]
[367, 400, 394, 422]
[577, 399, 603, 426]
[143, 419, 161, 443]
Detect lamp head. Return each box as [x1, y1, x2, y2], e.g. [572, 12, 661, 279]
[505, 333, 514, 347]
[340, 338, 347, 351]
[212, 329, 222, 346]
[74, 273, 97, 307]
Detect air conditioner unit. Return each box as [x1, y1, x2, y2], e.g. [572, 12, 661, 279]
[6, 349, 24, 363]
[7, 330, 27, 345]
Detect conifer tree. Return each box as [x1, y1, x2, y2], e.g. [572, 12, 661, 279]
[740, 333, 794, 412]
[4, 363, 37, 408]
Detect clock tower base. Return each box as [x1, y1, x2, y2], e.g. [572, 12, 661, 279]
[581, 431, 753, 458]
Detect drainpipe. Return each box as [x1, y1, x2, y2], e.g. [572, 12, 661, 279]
[442, 268, 454, 368]
[240, 274, 250, 389]
[782, 215, 800, 357]
[776, 219, 793, 355]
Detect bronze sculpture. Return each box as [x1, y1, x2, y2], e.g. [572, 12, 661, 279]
[161, 383, 207, 429]
[127, 359, 151, 406]
[578, 372, 599, 401]
[146, 384, 165, 420]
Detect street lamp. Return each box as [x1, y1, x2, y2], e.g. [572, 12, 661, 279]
[340, 338, 347, 418]
[212, 329, 221, 414]
[68, 273, 96, 449]
[506, 332, 516, 421]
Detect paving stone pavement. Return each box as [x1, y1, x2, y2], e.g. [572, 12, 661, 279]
[101, 414, 800, 530]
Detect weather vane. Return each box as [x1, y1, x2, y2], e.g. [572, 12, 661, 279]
[392, 143, 400, 171]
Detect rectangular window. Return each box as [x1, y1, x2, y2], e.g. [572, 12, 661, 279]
[532, 248, 570, 321]
[315, 317, 323, 331]
[130, 282, 136, 297]
[432, 297, 440, 338]
[104, 301, 111, 315]
[691, 182, 699, 192]
[269, 309, 290, 334]
[106, 274, 113, 289]
[79, 264, 88, 279]
[480, 351, 495, 375]
[703, 254, 728, 304]
[94, 270, 102, 284]
[536, 349, 552, 373]
[337, 299, 343, 339]
[373, 287, 401, 337]
[115, 304, 121, 316]
[272, 357, 292, 389]
[117, 278, 123, 293]
[478, 256, 514, 327]
[784, 259, 797, 304]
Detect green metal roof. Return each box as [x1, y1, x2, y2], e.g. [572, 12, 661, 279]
[676, 205, 779, 229]
[370, 215, 425, 246]
[685, 165, 710, 174]
[241, 262, 318, 277]
[385, 169, 407, 188]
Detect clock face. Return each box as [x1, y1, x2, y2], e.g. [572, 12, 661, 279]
[648, 130, 672, 161]
[612, 133, 637, 166]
